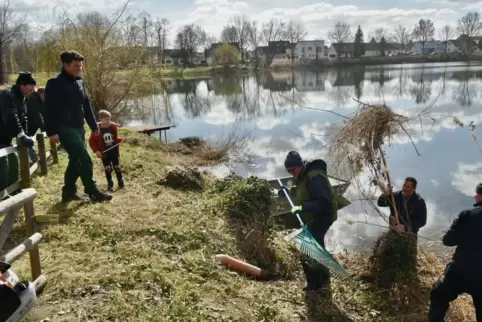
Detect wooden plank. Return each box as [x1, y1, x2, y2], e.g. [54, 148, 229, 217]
[124, 125, 176, 134]
[36, 133, 48, 175]
[49, 140, 58, 164]
[0, 181, 20, 201]
[32, 274, 46, 293]
[29, 161, 39, 176]
[0, 208, 21, 249]
[0, 145, 17, 158]
[18, 144, 31, 189]
[0, 188, 37, 215]
[0, 232, 43, 264]
[23, 201, 42, 279]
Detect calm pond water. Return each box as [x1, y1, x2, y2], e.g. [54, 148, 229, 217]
[128, 62, 482, 253]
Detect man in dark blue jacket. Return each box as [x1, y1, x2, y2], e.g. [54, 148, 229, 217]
[0, 73, 36, 192]
[44, 50, 112, 203]
[428, 183, 482, 322]
[377, 177, 427, 235]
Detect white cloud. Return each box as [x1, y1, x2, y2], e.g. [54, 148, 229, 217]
[451, 161, 482, 196]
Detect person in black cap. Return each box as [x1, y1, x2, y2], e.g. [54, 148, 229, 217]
[0, 72, 36, 192]
[44, 50, 112, 203]
[278, 151, 338, 292]
[428, 183, 482, 322]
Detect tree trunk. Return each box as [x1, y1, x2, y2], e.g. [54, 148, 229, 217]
[0, 42, 6, 85]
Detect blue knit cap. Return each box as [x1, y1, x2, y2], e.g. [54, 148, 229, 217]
[284, 151, 303, 168]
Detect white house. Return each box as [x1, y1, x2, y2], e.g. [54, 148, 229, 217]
[410, 41, 449, 54]
[294, 40, 325, 61]
[328, 43, 354, 58]
[364, 42, 401, 57]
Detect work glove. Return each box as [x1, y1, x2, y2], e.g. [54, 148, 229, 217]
[291, 205, 302, 216]
[18, 135, 34, 147]
[277, 185, 290, 197]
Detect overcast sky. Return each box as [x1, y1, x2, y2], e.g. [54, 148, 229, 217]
[10, 0, 482, 45]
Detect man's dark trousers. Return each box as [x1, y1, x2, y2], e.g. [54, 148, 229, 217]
[429, 265, 482, 321]
[300, 221, 332, 288]
[59, 126, 97, 197]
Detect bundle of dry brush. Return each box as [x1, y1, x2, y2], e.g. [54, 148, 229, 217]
[329, 101, 411, 172]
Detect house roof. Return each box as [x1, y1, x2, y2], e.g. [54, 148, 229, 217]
[364, 42, 399, 51]
[331, 43, 355, 53]
[451, 38, 477, 48]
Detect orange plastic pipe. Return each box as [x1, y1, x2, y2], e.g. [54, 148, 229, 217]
[214, 254, 262, 277]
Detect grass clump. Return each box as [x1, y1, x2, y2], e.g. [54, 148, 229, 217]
[370, 231, 418, 288]
[159, 167, 205, 191]
[211, 173, 298, 278]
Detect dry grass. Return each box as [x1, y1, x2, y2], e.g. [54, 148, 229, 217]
[329, 102, 410, 172]
[1, 129, 476, 321]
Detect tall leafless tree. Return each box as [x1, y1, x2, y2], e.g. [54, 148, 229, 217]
[412, 19, 435, 54]
[457, 12, 482, 53]
[176, 24, 207, 66]
[439, 25, 454, 53]
[283, 20, 306, 64]
[221, 25, 238, 43]
[246, 20, 263, 70]
[373, 28, 386, 42]
[155, 18, 169, 64]
[261, 18, 285, 66]
[328, 21, 351, 58]
[0, 0, 25, 84]
[393, 25, 411, 52]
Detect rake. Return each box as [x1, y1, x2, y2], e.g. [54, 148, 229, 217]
[277, 178, 351, 279]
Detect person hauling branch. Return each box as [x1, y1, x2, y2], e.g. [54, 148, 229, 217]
[278, 151, 338, 292]
[88, 110, 125, 192]
[44, 50, 112, 203]
[0, 73, 36, 193]
[377, 177, 427, 236]
[428, 183, 482, 322]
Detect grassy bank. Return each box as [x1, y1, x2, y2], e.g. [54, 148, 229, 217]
[4, 131, 475, 321]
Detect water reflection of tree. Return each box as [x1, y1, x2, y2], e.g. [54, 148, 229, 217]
[409, 67, 432, 104]
[181, 81, 212, 118]
[353, 65, 365, 100]
[390, 66, 409, 98]
[452, 68, 477, 107]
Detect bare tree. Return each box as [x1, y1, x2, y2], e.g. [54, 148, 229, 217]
[393, 25, 411, 52]
[0, 0, 25, 84]
[261, 18, 285, 66]
[138, 12, 153, 47]
[373, 28, 386, 42]
[439, 25, 454, 53]
[457, 12, 482, 52]
[283, 20, 306, 64]
[246, 20, 263, 70]
[328, 21, 351, 58]
[412, 19, 435, 54]
[176, 24, 207, 66]
[155, 18, 169, 64]
[221, 25, 238, 43]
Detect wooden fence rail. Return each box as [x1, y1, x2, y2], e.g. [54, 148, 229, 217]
[0, 132, 58, 200]
[0, 188, 45, 291]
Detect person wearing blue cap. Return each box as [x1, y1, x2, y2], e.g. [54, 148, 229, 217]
[278, 151, 338, 292]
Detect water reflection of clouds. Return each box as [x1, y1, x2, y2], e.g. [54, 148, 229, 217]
[129, 63, 482, 251]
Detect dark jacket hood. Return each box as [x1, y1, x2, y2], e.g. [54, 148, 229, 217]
[474, 201, 482, 208]
[304, 159, 327, 174]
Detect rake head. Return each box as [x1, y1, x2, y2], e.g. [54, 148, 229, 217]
[284, 227, 351, 279]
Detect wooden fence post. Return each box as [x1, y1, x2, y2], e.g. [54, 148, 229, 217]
[23, 200, 42, 280]
[49, 140, 58, 164]
[36, 133, 48, 175]
[18, 142, 31, 189]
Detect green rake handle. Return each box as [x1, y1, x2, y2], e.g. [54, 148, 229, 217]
[277, 178, 305, 227]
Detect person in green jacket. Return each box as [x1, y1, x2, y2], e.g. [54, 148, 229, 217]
[278, 151, 338, 292]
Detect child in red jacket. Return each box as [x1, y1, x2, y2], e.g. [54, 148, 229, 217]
[88, 110, 125, 191]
